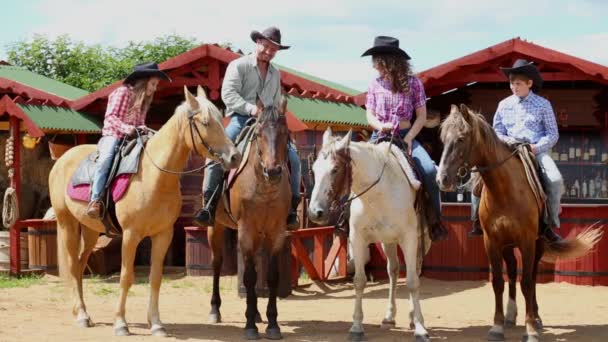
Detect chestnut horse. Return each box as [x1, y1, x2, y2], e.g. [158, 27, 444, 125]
[49, 86, 240, 336]
[206, 97, 291, 340]
[436, 104, 602, 342]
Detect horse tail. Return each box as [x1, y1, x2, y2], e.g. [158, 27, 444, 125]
[541, 223, 603, 263]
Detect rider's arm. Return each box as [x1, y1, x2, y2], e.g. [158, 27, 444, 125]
[222, 61, 256, 116]
[403, 77, 427, 142]
[365, 81, 388, 131]
[104, 86, 135, 134]
[533, 100, 559, 154]
[492, 101, 514, 144]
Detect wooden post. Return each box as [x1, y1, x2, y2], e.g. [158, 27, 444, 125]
[76, 133, 87, 145]
[9, 116, 22, 275]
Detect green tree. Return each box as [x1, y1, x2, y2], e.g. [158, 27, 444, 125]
[5, 34, 199, 92]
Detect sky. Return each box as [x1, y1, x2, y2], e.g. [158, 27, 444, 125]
[1, 0, 607, 92]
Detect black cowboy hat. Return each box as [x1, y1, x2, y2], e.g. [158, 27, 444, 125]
[361, 36, 410, 59]
[124, 62, 171, 85]
[500, 59, 543, 93]
[250, 26, 290, 50]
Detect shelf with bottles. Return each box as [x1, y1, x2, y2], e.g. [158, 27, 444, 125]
[550, 131, 607, 165]
[562, 168, 608, 202]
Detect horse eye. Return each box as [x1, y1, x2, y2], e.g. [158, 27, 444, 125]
[331, 167, 338, 175]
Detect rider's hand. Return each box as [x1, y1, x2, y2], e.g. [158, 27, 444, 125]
[380, 122, 394, 133]
[402, 135, 414, 155]
[251, 106, 262, 117]
[126, 126, 137, 137]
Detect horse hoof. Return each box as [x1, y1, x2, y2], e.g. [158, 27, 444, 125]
[504, 319, 516, 328]
[535, 318, 544, 330]
[208, 312, 222, 324]
[409, 322, 415, 329]
[347, 331, 365, 341]
[114, 325, 131, 336]
[380, 319, 396, 329]
[487, 331, 505, 341]
[415, 334, 430, 342]
[265, 327, 283, 340]
[151, 326, 168, 337]
[244, 328, 260, 340]
[522, 334, 540, 342]
[255, 312, 263, 323]
[77, 317, 94, 328]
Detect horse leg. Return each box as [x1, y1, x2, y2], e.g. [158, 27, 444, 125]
[401, 234, 429, 342]
[503, 247, 518, 327]
[56, 215, 90, 328]
[485, 242, 506, 341]
[75, 227, 99, 327]
[533, 239, 545, 330]
[147, 228, 173, 337]
[380, 243, 398, 329]
[347, 238, 368, 342]
[243, 251, 260, 340]
[265, 252, 282, 340]
[113, 230, 142, 336]
[520, 242, 540, 342]
[208, 224, 224, 324]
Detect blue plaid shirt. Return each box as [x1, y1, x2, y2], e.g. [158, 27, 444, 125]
[493, 92, 559, 154]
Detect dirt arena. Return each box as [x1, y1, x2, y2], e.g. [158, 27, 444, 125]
[1, 269, 607, 341]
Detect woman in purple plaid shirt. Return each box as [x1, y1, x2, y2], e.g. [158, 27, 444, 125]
[362, 36, 446, 240]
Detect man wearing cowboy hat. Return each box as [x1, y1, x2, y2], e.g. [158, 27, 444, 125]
[193, 26, 302, 230]
[87, 62, 170, 218]
[469, 59, 563, 242]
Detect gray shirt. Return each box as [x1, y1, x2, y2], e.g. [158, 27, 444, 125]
[221, 53, 282, 116]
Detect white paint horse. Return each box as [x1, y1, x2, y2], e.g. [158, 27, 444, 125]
[308, 128, 431, 342]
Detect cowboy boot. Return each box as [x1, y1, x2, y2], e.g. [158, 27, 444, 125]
[541, 224, 561, 243]
[286, 196, 300, 231]
[468, 219, 483, 237]
[193, 183, 222, 227]
[86, 199, 103, 219]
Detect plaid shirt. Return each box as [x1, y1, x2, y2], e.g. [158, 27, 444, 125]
[366, 75, 426, 135]
[493, 92, 559, 154]
[102, 85, 146, 138]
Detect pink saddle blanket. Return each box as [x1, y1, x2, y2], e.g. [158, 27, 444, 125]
[67, 174, 131, 202]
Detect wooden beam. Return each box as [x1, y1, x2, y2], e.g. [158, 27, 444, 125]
[291, 237, 320, 280]
[324, 235, 343, 279]
[9, 116, 22, 275]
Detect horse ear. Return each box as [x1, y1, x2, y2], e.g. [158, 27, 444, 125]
[256, 96, 264, 112]
[450, 104, 459, 115]
[322, 127, 333, 146]
[184, 86, 199, 110]
[335, 130, 352, 151]
[197, 85, 208, 99]
[459, 104, 470, 119]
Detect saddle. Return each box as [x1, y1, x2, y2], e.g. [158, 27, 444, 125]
[68, 133, 152, 236]
[335, 136, 448, 242]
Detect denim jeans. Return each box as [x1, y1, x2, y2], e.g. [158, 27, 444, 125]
[371, 129, 441, 217]
[471, 152, 563, 228]
[91, 135, 121, 201]
[202, 114, 301, 200]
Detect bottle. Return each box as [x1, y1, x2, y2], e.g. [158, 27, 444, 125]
[589, 139, 597, 162]
[551, 146, 559, 161]
[583, 138, 590, 162]
[589, 178, 595, 198]
[572, 179, 580, 198]
[582, 180, 588, 198]
[602, 176, 608, 198]
[570, 137, 577, 160]
[595, 172, 603, 198]
[560, 143, 568, 162]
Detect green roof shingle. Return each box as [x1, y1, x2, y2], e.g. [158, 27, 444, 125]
[286, 95, 368, 127]
[0, 65, 89, 100]
[276, 64, 362, 96]
[18, 104, 101, 133]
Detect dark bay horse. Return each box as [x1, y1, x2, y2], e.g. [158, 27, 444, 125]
[206, 97, 291, 340]
[436, 104, 603, 342]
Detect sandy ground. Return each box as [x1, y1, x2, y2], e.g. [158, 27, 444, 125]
[1, 268, 607, 342]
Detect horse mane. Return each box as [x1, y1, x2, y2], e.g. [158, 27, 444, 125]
[173, 96, 224, 127]
[258, 106, 286, 126]
[440, 106, 507, 156]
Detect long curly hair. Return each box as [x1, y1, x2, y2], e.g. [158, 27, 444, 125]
[373, 54, 413, 94]
[127, 78, 154, 117]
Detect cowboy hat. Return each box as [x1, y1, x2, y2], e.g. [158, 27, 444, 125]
[250, 26, 290, 50]
[124, 62, 171, 85]
[500, 59, 543, 92]
[361, 36, 410, 59]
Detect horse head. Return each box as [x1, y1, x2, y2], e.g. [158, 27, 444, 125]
[182, 86, 241, 170]
[436, 104, 492, 191]
[308, 128, 353, 224]
[254, 96, 289, 183]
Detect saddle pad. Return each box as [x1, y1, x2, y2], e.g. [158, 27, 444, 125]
[67, 174, 131, 202]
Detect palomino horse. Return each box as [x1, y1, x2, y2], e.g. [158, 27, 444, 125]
[49, 86, 240, 336]
[308, 128, 432, 342]
[436, 104, 603, 342]
[206, 97, 291, 340]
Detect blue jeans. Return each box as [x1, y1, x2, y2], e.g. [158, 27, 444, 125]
[371, 129, 441, 217]
[471, 152, 563, 228]
[202, 114, 301, 200]
[91, 135, 121, 201]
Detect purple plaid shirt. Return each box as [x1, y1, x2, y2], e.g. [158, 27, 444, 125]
[366, 75, 426, 135]
[493, 92, 559, 154]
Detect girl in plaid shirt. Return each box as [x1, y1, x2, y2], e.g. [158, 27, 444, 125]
[87, 62, 170, 218]
[362, 36, 447, 241]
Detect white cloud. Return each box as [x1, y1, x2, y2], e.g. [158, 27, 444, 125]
[540, 33, 608, 67]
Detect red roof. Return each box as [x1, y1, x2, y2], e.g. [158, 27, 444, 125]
[74, 44, 356, 111]
[0, 78, 72, 107]
[355, 37, 608, 104]
[0, 95, 45, 137]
